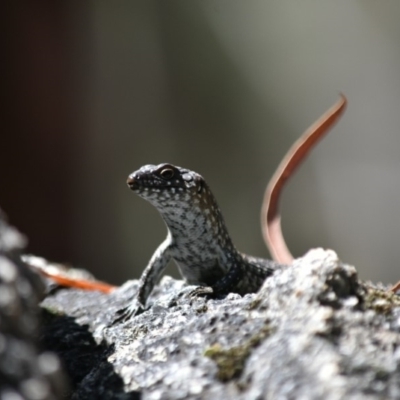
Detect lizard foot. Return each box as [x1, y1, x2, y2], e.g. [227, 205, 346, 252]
[168, 286, 215, 308]
[187, 286, 214, 297]
[110, 302, 145, 325]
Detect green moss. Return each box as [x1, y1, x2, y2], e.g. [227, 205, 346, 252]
[131, 324, 149, 338]
[363, 285, 400, 315]
[204, 325, 273, 382]
[194, 304, 208, 314]
[247, 297, 262, 310]
[41, 304, 65, 317]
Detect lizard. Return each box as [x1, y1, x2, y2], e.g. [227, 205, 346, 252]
[113, 96, 350, 323]
[23, 95, 399, 317]
[113, 163, 284, 323]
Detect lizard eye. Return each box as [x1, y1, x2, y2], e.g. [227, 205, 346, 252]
[159, 167, 175, 180]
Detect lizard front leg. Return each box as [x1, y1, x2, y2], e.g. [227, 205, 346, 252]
[112, 238, 171, 324]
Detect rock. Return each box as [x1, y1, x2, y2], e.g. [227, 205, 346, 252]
[41, 248, 400, 399]
[0, 210, 68, 400]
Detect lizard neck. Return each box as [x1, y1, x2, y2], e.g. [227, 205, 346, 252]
[158, 185, 236, 252]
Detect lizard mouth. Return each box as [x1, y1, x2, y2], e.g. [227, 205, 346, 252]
[127, 176, 180, 191]
[127, 175, 185, 191]
[126, 176, 139, 190]
[127, 171, 189, 193]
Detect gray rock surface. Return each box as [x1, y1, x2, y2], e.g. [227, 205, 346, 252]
[41, 249, 400, 400]
[0, 210, 68, 400]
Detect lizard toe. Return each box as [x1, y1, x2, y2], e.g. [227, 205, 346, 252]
[188, 286, 214, 298]
[110, 303, 144, 325]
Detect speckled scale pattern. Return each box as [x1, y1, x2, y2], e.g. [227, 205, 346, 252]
[126, 163, 281, 311]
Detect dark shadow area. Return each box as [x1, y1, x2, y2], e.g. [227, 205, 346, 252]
[41, 310, 141, 400]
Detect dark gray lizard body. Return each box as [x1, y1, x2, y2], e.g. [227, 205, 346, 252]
[114, 163, 283, 323]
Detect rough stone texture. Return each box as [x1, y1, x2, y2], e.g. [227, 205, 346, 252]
[41, 249, 400, 400]
[0, 211, 68, 400]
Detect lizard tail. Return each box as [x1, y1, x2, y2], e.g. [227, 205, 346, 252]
[261, 95, 347, 264]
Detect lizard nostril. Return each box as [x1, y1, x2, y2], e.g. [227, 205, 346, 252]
[127, 176, 138, 189]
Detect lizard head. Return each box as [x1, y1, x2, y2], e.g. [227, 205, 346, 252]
[127, 163, 229, 243]
[127, 163, 208, 208]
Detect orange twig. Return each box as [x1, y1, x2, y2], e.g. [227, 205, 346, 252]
[23, 255, 116, 294]
[261, 95, 347, 264]
[39, 270, 116, 293]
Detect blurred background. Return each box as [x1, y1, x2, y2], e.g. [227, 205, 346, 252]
[2, 1, 400, 286]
